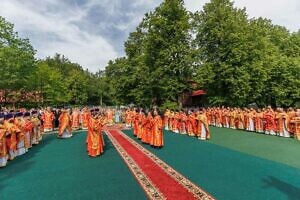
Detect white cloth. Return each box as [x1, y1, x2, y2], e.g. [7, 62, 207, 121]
[0, 156, 8, 167]
[17, 140, 26, 156]
[60, 130, 72, 138]
[200, 123, 207, 140]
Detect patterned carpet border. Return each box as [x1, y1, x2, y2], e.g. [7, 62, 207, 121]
[105, 130, 166, 200]
[117, 129, 215, 200]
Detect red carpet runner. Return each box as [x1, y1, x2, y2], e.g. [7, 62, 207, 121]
[106, 129, 214, 200]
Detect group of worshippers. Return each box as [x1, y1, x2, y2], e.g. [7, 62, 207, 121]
[0, 110, 42, 168]
[0, 106, 118, 167]
[163, 109, 211, 140]
[126, 109, 164, 148]
[176, 106, 300, 140]
[42, 107, 111, 157]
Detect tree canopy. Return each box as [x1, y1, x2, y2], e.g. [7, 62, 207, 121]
[0, 0, 299, 108]
[105, 0, 299, 108]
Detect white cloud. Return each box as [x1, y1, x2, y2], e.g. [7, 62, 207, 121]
[0, 0, 117, 72]
[184, 0, 300, 32]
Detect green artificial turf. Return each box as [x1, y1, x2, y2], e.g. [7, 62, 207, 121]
[123, 128, 300, 200]
[0, 132, 147, 200]
[208, 127, 300, 169]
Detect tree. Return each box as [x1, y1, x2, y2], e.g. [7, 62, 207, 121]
[108, 0, 193, 107]
[32, 61, 70, 105]
[0, 16, 36, 92]
[193, 0, 300, 107]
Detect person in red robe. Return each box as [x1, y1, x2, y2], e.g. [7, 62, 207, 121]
[164, 109, 170, 130]
[106, 109, 114, 125]
[24, 112, 33, 150]
[87, 111, 105, 157]
[275, 108, 290, 137]
[42, 107, 54, 132]
[14, 112, 27, 156]
[196, 110, 210, 140]
[4, 114, 19, 160]
[58, 109, 72, 138]
[125, 109, 133, 127]
[31, 111, 41, 144]
[263, 106, 277, 135]
[71, 108, 80, 130]
[0, 113, 8, 167]
[187, 111, 196, 136]
[180, 111, 188, 135]
[137, 111, 146, 139]
[290, 109, 300, 140]
[287, 108, 296, 135]
[81, 107, 91, 130]
[133, 110, 139, 137]
[151, 110, 163, 148]
[142, 112, 153, 144]
[254, 109, 264, 133]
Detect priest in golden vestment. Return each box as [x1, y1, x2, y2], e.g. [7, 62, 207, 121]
[42, 107, 55, 132]
[196, 110, 210, 140]
[71, 108, 80, 130]
[4, 114, 19, 160]
[0, 113, 8, 167]
[151, 111, 163, 148]
[87, 112, 105, 157]
[58, 109, 72, 138]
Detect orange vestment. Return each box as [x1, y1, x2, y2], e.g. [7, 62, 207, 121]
[290, 117, 300, 140]
[42, 111, 54, 130]
[58, 112, 72, 136]
[4, 120, 19, 160]
[87, 117, 104, 157]
[0, 125, 7, 160]
[151, 115, 163, 147]
[81, 111, 91, 129]
[197, 113, 210, 139]
[133, 113, 139, 136]
[141, 114, 153, 144]
[71, 111, 80, 129]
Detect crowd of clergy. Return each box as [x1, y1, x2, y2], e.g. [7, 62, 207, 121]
[163, 106, 300, 140]
[124, 109, 164, 148]
[0, 107, 117, 167]
[163, 109, 211, 140]
[1, 105, 299, 168]
[0, 109, 44, 168]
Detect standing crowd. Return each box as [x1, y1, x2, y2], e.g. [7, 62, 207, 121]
[0, 106, 120, 168]
[163, 109, 210, 140]
[124, 109, 164, 148]
[162, 106, 300, 140]
[1, 105, 299, 168]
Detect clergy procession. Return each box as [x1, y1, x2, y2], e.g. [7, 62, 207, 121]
[0, 107, 166, 168]
[0, 107, 110, 167]
[2, 105, 299, 168]
[162, 107, 300, 140]
[1, 0, 300, 199]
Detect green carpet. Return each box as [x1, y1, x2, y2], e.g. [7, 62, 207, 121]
[123, 128, 300, 200]
[207, 127, 300, 169]
[0, 132, 147, 200]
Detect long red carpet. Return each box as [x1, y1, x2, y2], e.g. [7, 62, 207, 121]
[106, 129, 214, 200]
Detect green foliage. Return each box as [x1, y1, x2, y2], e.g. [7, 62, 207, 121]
[1, 0, 299, 108]
[32, 54, 106, 106]
[160, 100, 180, 111]
[0, 16, 36, 91]
[193, 0, 300, 107]
[106, 0, 193, 107]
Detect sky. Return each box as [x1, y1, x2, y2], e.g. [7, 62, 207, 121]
[0, 0, 299, 72]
